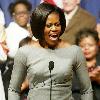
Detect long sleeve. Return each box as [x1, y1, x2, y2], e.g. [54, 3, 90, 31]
[0, 8, 5, 25]
[0, 25, 7, 62]
[74, 47, 93, 100]
[8, 49, 27, 100]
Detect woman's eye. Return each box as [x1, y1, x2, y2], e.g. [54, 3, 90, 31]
[46, 24, 52, 28]
[46, 23, 61, 28]
[55, 23, 61, 27]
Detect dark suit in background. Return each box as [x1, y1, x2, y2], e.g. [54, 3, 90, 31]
[60, 7, 96, 44]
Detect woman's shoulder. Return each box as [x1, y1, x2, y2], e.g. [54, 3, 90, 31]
[18, 41, 40, 53]
[60, 40, 81, 50]
[19, 44, 33, 50]
[17, 45, 33, 56]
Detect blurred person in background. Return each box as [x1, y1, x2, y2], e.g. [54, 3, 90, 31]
[6, 0, 34, 59]
[60, 0, 96, 44]
[0, 8, 5, 26]
[0, 6, 9, 76]
[2, 1, 36, 100]
[0, 8, 8, 62]
[0, 8, 8, 100]
[75, 28, 100, 100]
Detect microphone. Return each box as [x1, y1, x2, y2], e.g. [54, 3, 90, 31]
[48, 61, 54, 100]
[49, 61, 54, 72]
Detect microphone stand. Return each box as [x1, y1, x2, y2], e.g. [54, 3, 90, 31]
[49, 61, 54, 100]
[49, 69, 52, 100]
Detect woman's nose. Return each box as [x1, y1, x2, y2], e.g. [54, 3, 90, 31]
[84, 45, 89, 50]
[51, 25, 56, 30]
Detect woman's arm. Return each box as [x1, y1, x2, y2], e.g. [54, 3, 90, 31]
[74, 47, 93, 100]
[21, 79, 29, 92]
[8, 49, 27, 100]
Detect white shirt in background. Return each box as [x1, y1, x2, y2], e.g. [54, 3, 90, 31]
[6, 22, 30, 58]
[64, 6, 78, 27]
[0, 8, 5, 26]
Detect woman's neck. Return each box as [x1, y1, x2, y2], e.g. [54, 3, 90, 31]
[44, 39, 70, 49]
[33, 39, 71, 49]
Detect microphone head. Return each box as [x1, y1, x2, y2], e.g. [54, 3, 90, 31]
[49, 61, 54, 71]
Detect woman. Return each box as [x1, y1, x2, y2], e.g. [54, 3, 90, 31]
[3, 1, 34, 100]
[8, 3, 93, 100]
[0, 10, 8, 100]
[75, 28, 100, 100]
[0, 24, 7, 100]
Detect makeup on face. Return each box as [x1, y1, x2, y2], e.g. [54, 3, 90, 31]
[44, 12, 61, 48]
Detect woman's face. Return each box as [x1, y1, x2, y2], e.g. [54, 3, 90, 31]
[79, 36, 98, 60]
[13, 4, 30, 28]
[44, 12, 61, 48]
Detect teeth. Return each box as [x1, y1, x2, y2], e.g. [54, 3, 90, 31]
[50, 36, 58, 40]
[49, 34, 59, 40]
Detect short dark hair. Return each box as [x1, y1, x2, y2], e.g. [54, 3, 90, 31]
[30, 2, 66, 43]
[19, 36, 32, 48]
[76, 28, 99, 45]
[9, 0, 32, 16]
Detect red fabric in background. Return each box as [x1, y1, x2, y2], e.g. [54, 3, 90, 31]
[43, 0, 56, 5]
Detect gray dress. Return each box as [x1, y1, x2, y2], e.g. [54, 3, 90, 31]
[8, 45, 93, 100]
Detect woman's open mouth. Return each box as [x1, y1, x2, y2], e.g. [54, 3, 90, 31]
[49, 34, 59, 41]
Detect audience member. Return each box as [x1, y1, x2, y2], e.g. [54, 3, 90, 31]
[8, 2, 93, 100]
[0, 8, 8, 73]
[60, 0, 96, 44]
[80, 0, 100, 39]
[0, 25, 8, 63]
[0, 9, 7, 100]
[0, 8, 5, 26]
[0, 25, 8, 100]
[0, 23, 7, 100]
[0, 24, 8, 74]
[74, 28, 100, 100]
[6, 0, 34, 59]
[2, 1, 36, 100]
[0, 8, 8, 75]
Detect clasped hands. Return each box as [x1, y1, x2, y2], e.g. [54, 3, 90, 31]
[88, 66, 100, 84]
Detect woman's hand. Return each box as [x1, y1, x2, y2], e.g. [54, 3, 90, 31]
[1, 42, 9, 54]
[89, 66, 100, 84]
